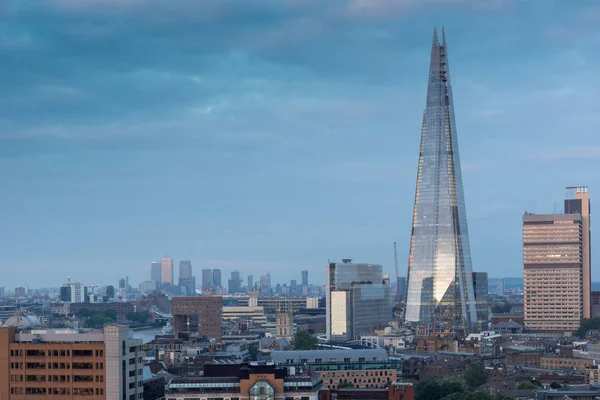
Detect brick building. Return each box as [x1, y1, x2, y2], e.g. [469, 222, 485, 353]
[171, 296, 222, 341]
[319, 384, 414, 400]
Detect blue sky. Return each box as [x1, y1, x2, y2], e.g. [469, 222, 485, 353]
[1, 0, 599, 288]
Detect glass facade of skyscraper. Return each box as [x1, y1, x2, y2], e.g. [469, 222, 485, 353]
[405, 28, 477, 333]
[326, 260, 392, 341]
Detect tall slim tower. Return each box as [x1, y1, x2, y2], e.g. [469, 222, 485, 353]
[565, 186, 591, 319]
[405, 28, 477, 333]
[160, 257, 174, 286]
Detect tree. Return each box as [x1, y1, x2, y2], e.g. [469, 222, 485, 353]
[292, 331, 318, 350]
[465, 363, 486, 388]
[338, 381, 354, 388]
[574, 317, 600, 338]
[549, 382, 562, 389]
[76, 308, 93, 318]
[442, 392, 494, 400]
[127, 311, 151, 323]
[416, 379, 464, 400]
[491, 302, 511, 314]
[102, 309, 117, 321]
[516, 381, 538, 390]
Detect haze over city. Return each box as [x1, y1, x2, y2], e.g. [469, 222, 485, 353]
[1, 0, 599, 287]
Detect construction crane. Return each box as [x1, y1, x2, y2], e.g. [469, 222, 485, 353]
[393, 241, 403, 324]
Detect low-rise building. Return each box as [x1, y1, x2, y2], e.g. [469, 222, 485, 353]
[166, 362, 322, 399]
[585, 366, 600, 384]
[540, 356, 593, 372]
[505, 346, 542, 366]
[272, 349, 401, 389]
[319, 383, 414, 400]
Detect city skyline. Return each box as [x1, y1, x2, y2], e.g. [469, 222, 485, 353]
[2, 1, 600, 287]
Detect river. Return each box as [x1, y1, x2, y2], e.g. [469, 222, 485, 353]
[132, 327, 163, 344]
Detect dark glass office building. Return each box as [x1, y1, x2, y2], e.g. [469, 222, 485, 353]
[405, 28, 478, 333]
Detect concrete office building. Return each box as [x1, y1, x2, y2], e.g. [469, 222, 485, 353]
[326, 260, 393, 341]
[172, 296, 222, 342]
[523, 211, 584, 331]
[565, 186, 591, 318]
[160, 257, 174, 286]
[0, 325, 144, 400]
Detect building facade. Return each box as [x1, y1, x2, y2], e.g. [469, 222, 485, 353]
[172, 296, 223, 341]
[201, 269, 212, 291]
[326, 260, 392, 341]
[404, 28, 478, 334]
[160, 257, 174, 286]
[150, 261, 161, 285]
[565, 186, 591, 318]
[0, 325, 144, 400]
[178, 260, 195, 296]
[472, 272, 489, 331]
[302, 270, 309, 286]
[212, 269, 222, 289]
[272, 349, 402, 390]
[523, 213, 583, 331]
[167, 362, 321, 400]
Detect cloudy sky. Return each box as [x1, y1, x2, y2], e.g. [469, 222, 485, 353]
[1, 0, 599, 288]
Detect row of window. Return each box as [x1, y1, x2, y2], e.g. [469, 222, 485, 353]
[10, 362, 104, 369]
[9, 374, 103, 382]
[10, 349, 103, 357]
[10, 387, 104, 395]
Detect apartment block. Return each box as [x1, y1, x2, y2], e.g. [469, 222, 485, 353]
[523, 213, 584, 331]
[0, 325, 144, 400]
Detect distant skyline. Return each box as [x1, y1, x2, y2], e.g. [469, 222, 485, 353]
[1, 0, 600, 287]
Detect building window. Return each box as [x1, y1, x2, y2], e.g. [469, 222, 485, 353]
[249, 380, 275, 400]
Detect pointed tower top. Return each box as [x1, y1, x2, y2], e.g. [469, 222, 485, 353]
[432, 27, 439, 45]
[441, 27, 446, 47]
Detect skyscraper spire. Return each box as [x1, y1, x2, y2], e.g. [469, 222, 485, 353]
[405, 29, 478, 334]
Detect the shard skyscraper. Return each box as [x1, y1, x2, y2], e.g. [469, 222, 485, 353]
[405, 28, 478, 334]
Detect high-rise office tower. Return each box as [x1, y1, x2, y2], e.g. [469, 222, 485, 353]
[178, 260, 195, 296]
[523, 209, 585, 331]
[229, 270, 242, 294]
[326, 259, 392, 341]
[405, 28, 477, 333]
[565, 186, 591, 318]
[202, 269, 213, 291]
[301, 270, 309, 286]
[472, 272, 489, 332]
[118, 277, 126, 289]
[247, 275, 254, 292]
[151, 260, 161, 283]
[213, 269, 222, 288]
[161, 257, 174, 286]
